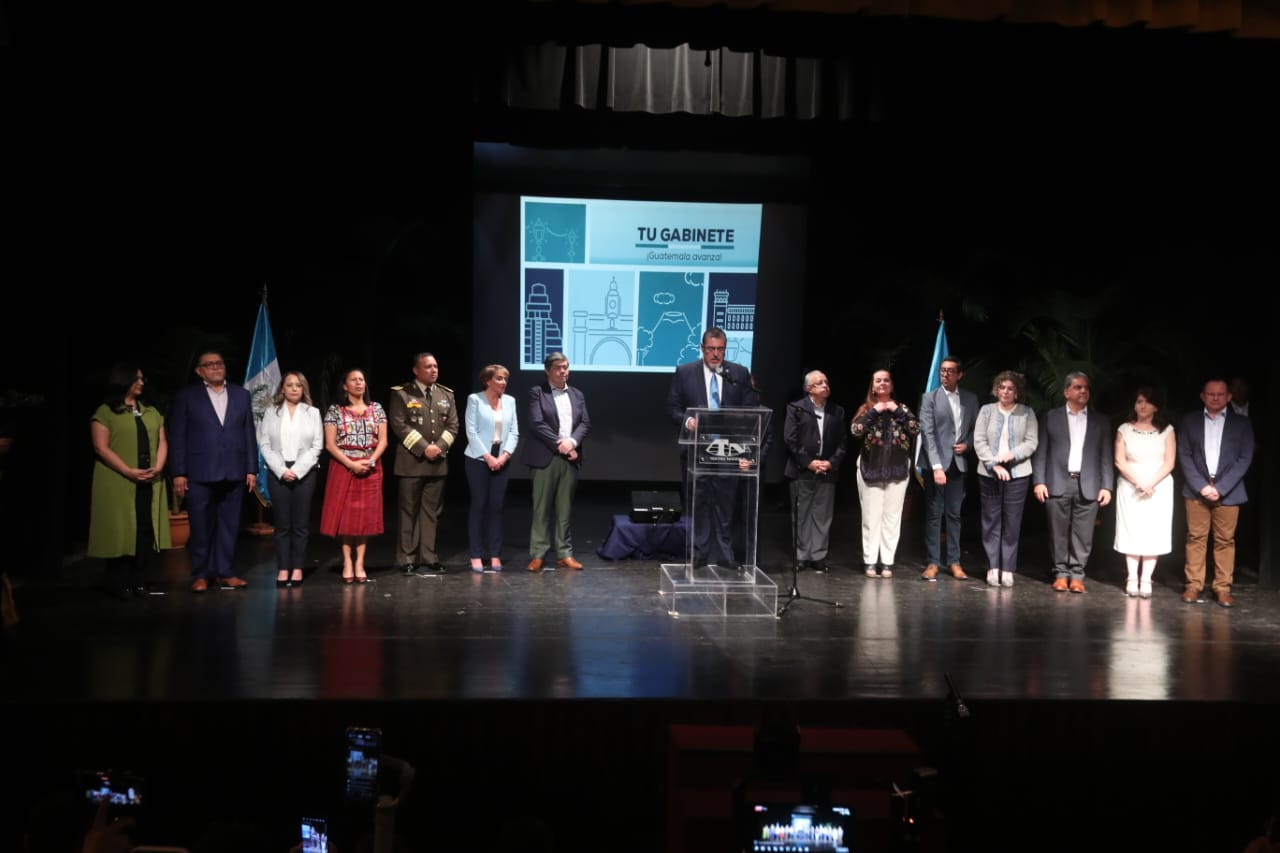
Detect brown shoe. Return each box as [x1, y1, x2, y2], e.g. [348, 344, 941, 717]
[948, 563, 968, 580]
[556, 557, 584, 570]
[1068, 579, 1086, 594]
[191, 577, 208, 593]
[1217, 589, 1234, 608]
[527, 558, 544, 573]
[1052, 577, 1069, 592]
[921, 564, 939, 581]
[1182, 586, 1202, 604]
[218, 576, 248, 589]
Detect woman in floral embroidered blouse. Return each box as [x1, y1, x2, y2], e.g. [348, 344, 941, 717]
[850, 369, 920, 578]
[319, 368, 388, 583]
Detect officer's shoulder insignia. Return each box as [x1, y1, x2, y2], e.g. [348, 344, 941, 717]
[391, 384, 405, 392]
[438, 383, 454, 394]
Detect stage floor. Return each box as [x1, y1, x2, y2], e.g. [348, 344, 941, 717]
[4, 481, 1279, 852]
[7, 481, 1280, 705]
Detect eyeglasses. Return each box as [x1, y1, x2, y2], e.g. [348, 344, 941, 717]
[939, 367, 958, 374]
[702, 346, 726, 354]
[198, 360, 225, 369]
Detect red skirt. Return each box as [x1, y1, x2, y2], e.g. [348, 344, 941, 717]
[319, 459, 384, 537]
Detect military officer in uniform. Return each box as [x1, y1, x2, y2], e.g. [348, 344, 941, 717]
[388, 352, 458, 573]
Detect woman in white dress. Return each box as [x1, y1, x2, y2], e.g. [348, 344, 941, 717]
[1113, 387, 1176, 598]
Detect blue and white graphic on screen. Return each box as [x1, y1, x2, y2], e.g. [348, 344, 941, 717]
[524, 202, 586, 263]
[520, 196, 763, 373]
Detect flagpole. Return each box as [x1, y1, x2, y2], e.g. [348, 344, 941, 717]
[245, 285, 277, 537]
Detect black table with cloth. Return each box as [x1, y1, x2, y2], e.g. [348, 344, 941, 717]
[596, 514, 690, 561]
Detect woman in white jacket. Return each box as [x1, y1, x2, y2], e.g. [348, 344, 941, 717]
[256, 372, 324, 587]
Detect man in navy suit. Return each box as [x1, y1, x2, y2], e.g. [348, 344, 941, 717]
[524, 352, 592, 572]
[666, 327, 759, 569]
[783, 370, 846, 572]
[1032, 371, 1114, 593]
[1177, 376, 1255, 608]
[169, 351, 259, 592]
[918, 356, 979, 581]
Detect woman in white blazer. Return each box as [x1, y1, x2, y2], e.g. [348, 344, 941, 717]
[256, 371, 324, 587]
[463, 364, 520, 572]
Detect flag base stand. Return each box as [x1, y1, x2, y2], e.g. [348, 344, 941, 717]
[246, 498, 275, 537]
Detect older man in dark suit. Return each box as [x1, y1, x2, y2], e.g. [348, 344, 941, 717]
[168, 351, 258, 592]
[1178, 376, 1255, 608]
[1032, 371, 1113, 593]
[524, 352, 591, 572]
[783, 370, 846, 572]
[667, 327, 759, 569]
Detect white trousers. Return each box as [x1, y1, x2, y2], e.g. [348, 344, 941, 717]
[856, 465, 910, 566]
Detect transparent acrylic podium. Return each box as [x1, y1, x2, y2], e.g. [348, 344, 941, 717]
[660, 406, 776, 617]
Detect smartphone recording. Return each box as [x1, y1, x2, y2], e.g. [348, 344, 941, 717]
[301, 816, 328, 853]
[80, 769, 145, 811]
[344, 726, 382, 802]
[748, 802, 852, 853]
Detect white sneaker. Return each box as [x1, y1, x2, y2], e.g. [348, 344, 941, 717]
[986, 569, 1000, 586]
[1001, 571, 1014, 587]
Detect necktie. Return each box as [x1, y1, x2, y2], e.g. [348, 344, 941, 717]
[709, 372, 721, 410]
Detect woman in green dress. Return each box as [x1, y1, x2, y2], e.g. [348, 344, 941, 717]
[88, 363, 171, 597]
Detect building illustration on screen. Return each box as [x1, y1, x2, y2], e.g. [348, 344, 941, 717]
[567, 277, 635, 367]
[524, 282, 564, 365]
[712, 289, 754, 332]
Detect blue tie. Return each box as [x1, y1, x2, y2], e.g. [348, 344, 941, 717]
[709, 372, 721, 409]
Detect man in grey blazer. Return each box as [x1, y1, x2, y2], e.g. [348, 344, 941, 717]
[918, 356, 979, 581]
[1032, 371, 1114, 593]
[1177, 376, 1255, 607]
[524, 352, 591, 572]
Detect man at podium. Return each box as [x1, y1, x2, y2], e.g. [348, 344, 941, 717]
[667, 327, 759, 569]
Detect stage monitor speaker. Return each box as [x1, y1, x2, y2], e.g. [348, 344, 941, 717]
[630, 490, 682, 524]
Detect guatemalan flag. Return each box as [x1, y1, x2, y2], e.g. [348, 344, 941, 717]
[244, 293, 281, 504]
[914, 313, 950, 487]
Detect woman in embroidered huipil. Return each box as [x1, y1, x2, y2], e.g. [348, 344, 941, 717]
[973, 370, 1039, 587]
[319, 368, 388, 584]
[850, 369, 920, 578]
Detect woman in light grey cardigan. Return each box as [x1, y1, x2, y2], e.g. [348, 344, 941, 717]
[973, 371, 1039, 587]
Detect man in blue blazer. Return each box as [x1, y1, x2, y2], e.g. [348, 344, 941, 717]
[1177, 376, 1255, 608]
[783, 370, 846, 572]
[524, 352, 592, 572]
[666, 327, 759, 569]
[1032, 371, 1114, 593]
[169, 351, 259, 592]
[918, 356, 979, 581]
